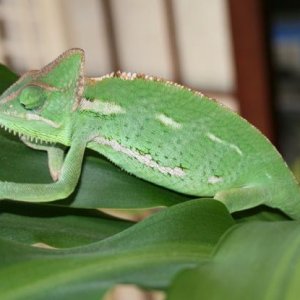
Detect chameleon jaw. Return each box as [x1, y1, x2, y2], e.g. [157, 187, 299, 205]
[0, 108, 62, 145]
[0, 120, 54, 145]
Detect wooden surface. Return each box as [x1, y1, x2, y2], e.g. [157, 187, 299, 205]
[228, 0, 276, 142]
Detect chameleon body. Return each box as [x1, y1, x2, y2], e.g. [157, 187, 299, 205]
[0, 48, 300, 218]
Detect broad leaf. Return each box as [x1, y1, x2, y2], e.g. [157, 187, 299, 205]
[168, 220, 300, 300]
[0, 199, 234, 299]
[0, 201, 133, 248]
[0, 64, 18, 93]
[232, 205, 290, 223]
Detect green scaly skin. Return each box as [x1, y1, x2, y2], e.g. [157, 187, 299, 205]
[0, 48, 300, 218]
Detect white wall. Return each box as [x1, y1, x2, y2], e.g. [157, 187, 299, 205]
[0, 0, 237, 109]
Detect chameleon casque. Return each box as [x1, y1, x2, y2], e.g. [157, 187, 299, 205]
[0, 48, 300, 218]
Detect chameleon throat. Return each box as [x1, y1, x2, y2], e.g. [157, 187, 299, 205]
[0, 122, 53, 144]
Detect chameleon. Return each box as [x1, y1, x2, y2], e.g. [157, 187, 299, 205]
[0, 48, 300, 219]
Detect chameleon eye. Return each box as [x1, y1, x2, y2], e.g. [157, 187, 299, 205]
[19, 85, 46, 110]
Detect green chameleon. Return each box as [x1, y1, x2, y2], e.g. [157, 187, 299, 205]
[0, 48, 300, 218]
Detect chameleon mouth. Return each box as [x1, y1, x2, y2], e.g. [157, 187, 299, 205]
[1, 110, 60, 128]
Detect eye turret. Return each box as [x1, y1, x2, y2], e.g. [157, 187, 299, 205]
[19, 85, 46, 110]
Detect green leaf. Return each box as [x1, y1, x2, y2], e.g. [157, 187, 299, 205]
[0, 64, 18, 94]
[168, 220, 300, 300]
[232, 205, 290, 223]
[0, 199, 234, 299]
[0, 131, 189, 209]
[0, 201, 133, 248]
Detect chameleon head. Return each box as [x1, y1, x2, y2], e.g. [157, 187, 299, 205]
[0, 48, 85, 145]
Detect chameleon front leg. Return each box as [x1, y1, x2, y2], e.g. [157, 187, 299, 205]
[0, 137, 86, 202]
[21, 137, 65, 181]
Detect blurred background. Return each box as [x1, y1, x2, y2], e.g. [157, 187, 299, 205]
[1, 0, 300, 297]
